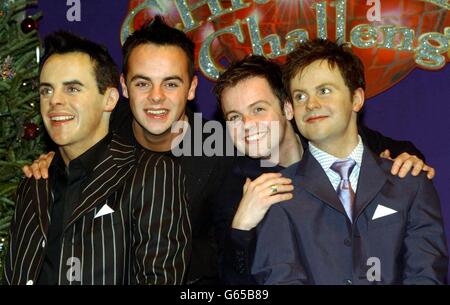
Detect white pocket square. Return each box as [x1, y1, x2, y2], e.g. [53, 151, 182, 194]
[372, 204, 397, 220]
[94, 204, 114, 219]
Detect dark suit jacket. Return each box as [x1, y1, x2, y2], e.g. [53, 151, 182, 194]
[251, 147, 448, 284]
[4, 135, 191, 285]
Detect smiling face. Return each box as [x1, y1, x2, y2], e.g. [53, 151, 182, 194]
[289, 60, 364, 154]
[121, 43, 198, 148]
[221, 76, 293, 158]
[40, 52, 117, 162]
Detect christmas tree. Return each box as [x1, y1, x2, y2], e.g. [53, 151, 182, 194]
[0, 0, 43, 277]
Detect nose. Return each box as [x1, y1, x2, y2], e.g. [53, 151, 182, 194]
[242, 115, 254, 127]
[48, 90, 65, 107]
[305, 95, 321, 111]
[242, 115, 259, 131]
[148, 86, 164, 104]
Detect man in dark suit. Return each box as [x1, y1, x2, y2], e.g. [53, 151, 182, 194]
[251, 39, 448, 284]
[4, 31, 190, 285]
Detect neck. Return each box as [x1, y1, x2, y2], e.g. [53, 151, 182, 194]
[277, 124, 303, 167]
[59, 129, 108, 166]
[132, 114, 188, 152]
[313, 131, 359, 159]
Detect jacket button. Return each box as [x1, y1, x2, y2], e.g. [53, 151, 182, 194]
[344, 239, 351, 247]
[41, 240, 46, 248]
[344, 279, 352, 285]
[26, 280, 34, 285]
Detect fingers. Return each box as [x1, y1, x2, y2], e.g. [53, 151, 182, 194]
[247, 176, 293, 195]
[30, 152, 55, 180]
[397, 158, 414, 178]
[391, 152, 433, 179]
[423, 165, 436, 180]
[379, 149, 392, 160]
[262, 183, 294, 198]
[265, 193, 294, 206]
[234, 173, 294, 231]
[30, 160, 43, 179]
[390, 153, 411, 177]
[410, 159, 424, 177]
[243, 177, 251, 193]
[22, 165, 33, 178]
[47, 151, 56, 160]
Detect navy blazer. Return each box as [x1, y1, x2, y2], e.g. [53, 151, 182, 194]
[251, 147, 448, 284]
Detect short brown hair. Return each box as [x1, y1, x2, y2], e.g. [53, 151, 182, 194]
[214, 55, 288, 111]
[282, 39, 365, 100]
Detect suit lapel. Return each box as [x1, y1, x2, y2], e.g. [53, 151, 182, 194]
[295, 151, 346, 215]
[65, 135, 137, 229]
[353, 147, 388, 220]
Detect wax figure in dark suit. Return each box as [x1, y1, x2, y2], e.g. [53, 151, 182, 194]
[5, 32, 190, 285]
[251, 39, 448, 284]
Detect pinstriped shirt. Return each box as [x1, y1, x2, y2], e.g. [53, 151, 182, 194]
[308, 136, 364, 192]
[4, 134, 191, 285]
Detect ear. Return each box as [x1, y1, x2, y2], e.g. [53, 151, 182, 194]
[104, 87, 120, 112]
[187, 75, 198, 101]
[352, 88, 365, 113]
[283, 100, 294, 121]
[120, 74, 129, 99]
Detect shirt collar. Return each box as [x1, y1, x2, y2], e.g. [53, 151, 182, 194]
[51, 133, 112, 177]
[308, 135, 364, 171]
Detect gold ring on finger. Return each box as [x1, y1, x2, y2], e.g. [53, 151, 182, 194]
[270, 184, 277, 194]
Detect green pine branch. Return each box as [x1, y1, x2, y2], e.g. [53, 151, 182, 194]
[0, 0, 43, 278]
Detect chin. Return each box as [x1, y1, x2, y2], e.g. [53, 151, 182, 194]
[247, 148, 272, 159]
[146, 124, 173, 136]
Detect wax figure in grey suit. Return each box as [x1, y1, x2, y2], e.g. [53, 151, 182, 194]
[251, 39, 448, 285]
[4, 32, 191, 285]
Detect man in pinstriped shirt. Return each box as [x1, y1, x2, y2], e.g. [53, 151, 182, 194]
[4, 31, 191, 285]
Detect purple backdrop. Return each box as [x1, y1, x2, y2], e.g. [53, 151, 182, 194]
[32, 0, 450, 276]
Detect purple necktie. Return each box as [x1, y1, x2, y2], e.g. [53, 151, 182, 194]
[330, 159, 356, 222]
